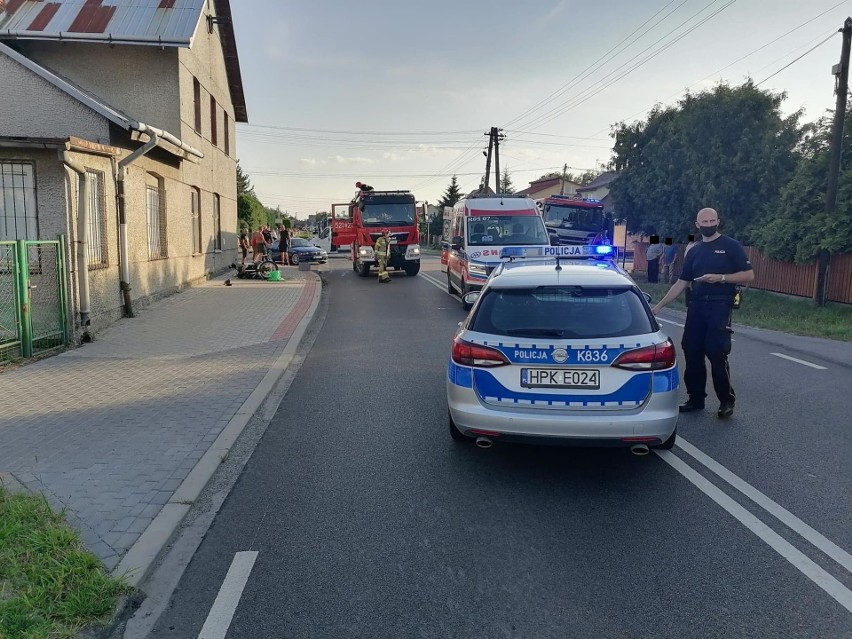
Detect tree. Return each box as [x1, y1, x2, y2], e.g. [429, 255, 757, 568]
[236, 160, 254, 197]
[437, 175, 463, 209]
[609, 81, 802, 241]
[501, 168, 515, 194]
[754, 101, 852, 262]
[237, 193, 266, 231]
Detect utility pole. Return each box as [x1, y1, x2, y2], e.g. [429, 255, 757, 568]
[815, 16, 851, 306]
[482, 129, 494, 193]
[560, 163, 568, 195]
[494, 127, 502, 194]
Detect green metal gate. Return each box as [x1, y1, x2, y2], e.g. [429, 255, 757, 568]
[0, 238, 69, 364]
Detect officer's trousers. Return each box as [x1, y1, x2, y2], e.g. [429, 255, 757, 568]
[681, 299, 735, 406]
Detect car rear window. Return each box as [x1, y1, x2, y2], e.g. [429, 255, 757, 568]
[469, 286, 655, 339]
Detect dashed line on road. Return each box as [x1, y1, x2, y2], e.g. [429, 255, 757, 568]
[197, 551, 258, 639]
[770, 352, 828, 370]
[655, 450, 852, 615]
[676, 438, 852, 576]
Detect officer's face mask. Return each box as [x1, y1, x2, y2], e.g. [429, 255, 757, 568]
[698, 224, 718, 237]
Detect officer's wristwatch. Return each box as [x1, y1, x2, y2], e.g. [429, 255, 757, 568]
[721, 274, 726, 284]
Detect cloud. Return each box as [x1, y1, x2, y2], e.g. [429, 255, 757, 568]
[299, 158, 318, 165]
[328, 155, 374, 165]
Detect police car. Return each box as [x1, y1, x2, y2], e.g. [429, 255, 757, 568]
[446, 244, 679, 454]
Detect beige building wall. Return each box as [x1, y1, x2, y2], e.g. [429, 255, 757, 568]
[15, 41, 182, 135]
[0, 54, 110, 142]
[529, 182, 579, 199]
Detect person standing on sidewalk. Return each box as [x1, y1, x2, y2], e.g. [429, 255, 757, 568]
[278, 225, 291, 266]
[375, 229, 391, 283]
[238, 228, 250, 265]
[251, 227, 267, 262]
[651, 208, 754, 419]
[645, 238, 663, 283]
[661, 239, 678, 284]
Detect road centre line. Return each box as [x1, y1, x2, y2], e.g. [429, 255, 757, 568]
[419, 271, 448, 292]
[197, 551, 258, 639]
[677, 438, 852, 575]
[770, 352, 828, 370]
[655, 450, 852, 615]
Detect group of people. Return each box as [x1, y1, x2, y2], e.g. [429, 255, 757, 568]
[651, 208, 754, 419]
[645, 237, 682, 284]
[238, 224, 291, 265]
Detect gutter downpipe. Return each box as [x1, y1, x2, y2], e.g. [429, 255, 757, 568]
[116, 132, 159, 318]
[61, 150, 92, 340]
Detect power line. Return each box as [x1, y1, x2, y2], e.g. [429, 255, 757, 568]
[756, 30, 840, 86]
[238, 123, 482, 136]
[520, 0, 739, 131]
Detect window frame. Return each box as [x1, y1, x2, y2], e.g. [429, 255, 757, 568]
[146, 176, 168, 260]
[0, 160, 39, 241]
[210, 96, 218, 146]
[193, 77, 202, 134]
[191, 187, 202, 254]
[85, 168, 108, 269]
[213, 193, 222, 250]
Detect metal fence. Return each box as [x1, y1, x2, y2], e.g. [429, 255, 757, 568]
[0, 239, 69, 364]
[633, 242, 852, 304]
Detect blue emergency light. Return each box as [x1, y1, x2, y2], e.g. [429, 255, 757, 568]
[500, 245, 617, 260]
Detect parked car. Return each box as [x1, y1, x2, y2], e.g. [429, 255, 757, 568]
[446, 245, 679, 454]
[271, 238, 328, 264]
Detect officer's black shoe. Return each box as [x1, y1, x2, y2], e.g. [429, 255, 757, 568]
[678, 400, 705, 413]
[717, 404, 734, 419]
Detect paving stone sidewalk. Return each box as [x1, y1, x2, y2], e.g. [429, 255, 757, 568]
[0, 269, 320, 570]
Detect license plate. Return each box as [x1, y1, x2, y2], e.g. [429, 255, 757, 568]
[521, 368, 600, 389]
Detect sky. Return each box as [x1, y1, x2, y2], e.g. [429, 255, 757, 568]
[229, 0, 852, 219]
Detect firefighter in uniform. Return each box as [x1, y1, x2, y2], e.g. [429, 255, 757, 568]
[652, 208, 754, 419]
[375, 229, 391, 283]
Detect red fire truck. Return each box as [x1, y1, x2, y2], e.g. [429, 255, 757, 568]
[327, 202, 356, 252]
[350, 182, 421, 277]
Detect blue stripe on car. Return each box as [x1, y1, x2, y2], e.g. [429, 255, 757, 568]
[652, 368, 679, 392]
[472, 369, 651, 405]
[447, 361, 473, 388]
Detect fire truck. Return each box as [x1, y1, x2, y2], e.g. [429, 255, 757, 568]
[537, 194, 615, 246]
[350, 182, 421, 277]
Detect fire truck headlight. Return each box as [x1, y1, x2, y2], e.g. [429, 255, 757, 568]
[359, 247, 374, 258]
[406, 245, 421, 258]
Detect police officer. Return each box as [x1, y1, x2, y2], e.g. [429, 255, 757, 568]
[375, 229, 391, 283]
[652, 208, 754, 418]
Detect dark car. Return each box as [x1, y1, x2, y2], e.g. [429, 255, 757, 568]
[270, 237, 328, 265]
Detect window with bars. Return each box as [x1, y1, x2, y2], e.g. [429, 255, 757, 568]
[191, 187, 202, 254]
[213, 193, 222, 250]
[86, 169, 108, 269]
[0, 161, 38, 240]
[146, 179, 168, 260]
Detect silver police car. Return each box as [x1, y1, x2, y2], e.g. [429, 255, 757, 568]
[446, 245, 679, 455]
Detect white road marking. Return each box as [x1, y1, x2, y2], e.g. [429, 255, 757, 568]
[770, 352, 828, 370]
[676, 438, 852, 576]
[419, 271, 450, 293]
[655, 450, 852, 614]
[197, 551, 258, 639]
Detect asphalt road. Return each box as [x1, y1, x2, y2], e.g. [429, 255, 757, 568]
[150, 255, 852, 639]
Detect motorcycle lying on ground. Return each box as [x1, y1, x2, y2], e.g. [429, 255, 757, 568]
[230, 253, 279, 280]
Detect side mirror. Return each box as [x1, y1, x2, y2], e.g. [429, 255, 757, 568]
[463, 291, 480, 306]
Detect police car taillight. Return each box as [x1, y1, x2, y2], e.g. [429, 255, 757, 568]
[611, 340, 676, 371]
[452, 338, 509, 368]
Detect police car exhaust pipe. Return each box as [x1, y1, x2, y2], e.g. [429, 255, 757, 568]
[630, 444, 650, 456]
[475, 436, 493, 449]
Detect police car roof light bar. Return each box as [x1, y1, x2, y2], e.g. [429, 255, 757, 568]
[499, 245, 617, 261]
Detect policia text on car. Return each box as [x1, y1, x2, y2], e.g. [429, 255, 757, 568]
[652, 208, 755, 419]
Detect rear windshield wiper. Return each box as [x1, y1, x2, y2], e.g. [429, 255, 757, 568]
[505, 328, 566, 337]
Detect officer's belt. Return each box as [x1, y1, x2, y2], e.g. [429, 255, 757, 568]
[692, 294, 734, 302]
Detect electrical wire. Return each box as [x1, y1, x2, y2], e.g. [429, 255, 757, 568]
[756, 30, 840, 86]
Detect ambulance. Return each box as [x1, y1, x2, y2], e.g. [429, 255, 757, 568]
[445, 194, 551, 309]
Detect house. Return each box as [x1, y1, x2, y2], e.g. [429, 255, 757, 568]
[516, 176, 581, 200]
[0, 0, 247, 346]
[576, 170, 619, 212]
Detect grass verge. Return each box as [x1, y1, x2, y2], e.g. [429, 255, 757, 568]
[637, 280, 852, 342]
[0, 485, 128, 639]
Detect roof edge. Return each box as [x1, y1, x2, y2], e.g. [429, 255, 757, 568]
[212, 0, 247, 122]
[0, 31, 191, 46]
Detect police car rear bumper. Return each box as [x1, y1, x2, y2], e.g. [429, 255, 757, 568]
[447, 383, 678, 445]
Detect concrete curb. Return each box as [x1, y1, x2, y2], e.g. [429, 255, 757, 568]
[112, 272, 323, 587]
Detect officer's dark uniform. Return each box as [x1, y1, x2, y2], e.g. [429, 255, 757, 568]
[678, 236, 752, 409]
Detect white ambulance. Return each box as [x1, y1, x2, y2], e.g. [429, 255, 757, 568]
[445, 194, 551, 309]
